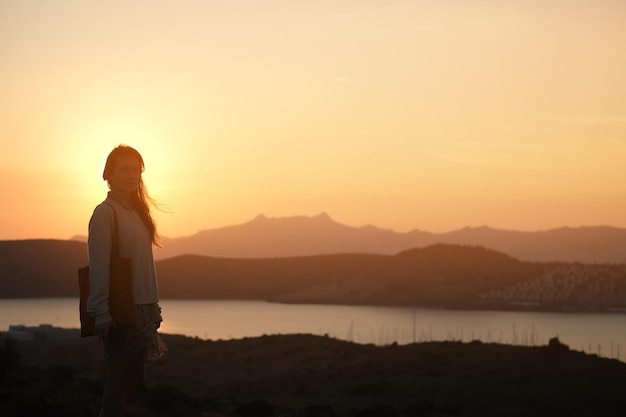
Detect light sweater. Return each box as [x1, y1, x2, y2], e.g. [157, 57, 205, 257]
[86, 195, 159, 325]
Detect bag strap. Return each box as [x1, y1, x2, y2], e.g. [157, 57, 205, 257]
[102, 201, 121, 259]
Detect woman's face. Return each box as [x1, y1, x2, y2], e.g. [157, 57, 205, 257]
[108, 153, 142, 196]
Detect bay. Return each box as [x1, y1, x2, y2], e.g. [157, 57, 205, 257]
[1, 298, 625, 362]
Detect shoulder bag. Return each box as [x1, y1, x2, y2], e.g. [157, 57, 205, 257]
[78, 202, 135, 338]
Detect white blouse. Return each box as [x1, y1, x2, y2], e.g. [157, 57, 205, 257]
[86, 195, 159, 325]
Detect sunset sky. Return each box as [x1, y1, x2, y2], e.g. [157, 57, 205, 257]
[2, 0, 625, 240]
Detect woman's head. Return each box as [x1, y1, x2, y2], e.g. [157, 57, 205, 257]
[103, 145, 145, 196]
[103, 145, 160, 245]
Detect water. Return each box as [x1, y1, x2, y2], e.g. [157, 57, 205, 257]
[1, 298, 625, 361]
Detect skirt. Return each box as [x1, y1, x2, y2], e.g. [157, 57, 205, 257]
[104, 303, 168, 362]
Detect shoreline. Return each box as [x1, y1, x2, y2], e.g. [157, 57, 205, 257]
[3, 295, 626, 315]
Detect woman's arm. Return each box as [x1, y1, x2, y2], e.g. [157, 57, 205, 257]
[86, 203, 114, 326]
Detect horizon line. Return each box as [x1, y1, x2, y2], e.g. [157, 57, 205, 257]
[2, 212, 624, 242]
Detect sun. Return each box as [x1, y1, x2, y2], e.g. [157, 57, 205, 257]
[57, 121, 183, 238]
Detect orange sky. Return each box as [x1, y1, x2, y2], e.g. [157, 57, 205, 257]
[2, 0, 626, 240]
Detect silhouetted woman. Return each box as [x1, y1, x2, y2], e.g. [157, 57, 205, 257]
[87, 145, 167, 417]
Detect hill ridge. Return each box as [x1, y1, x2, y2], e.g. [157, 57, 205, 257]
[151, 214, 626, 263]
[2, 240, 625, 312]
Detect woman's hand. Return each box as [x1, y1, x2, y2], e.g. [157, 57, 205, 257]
[95, 320, 113, 343]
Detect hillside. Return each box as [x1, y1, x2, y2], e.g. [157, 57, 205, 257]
[0, 240, 541, 304]
[5, 333, 626, 417]
[154, 245, 543, 307]
[1, 240, 625, 311]
[0, 240, 88, 297]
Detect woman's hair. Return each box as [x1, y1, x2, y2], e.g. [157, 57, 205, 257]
[103, 144, 161, 246]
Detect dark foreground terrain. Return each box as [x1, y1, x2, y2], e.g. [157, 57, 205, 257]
[2, 332, 626, 417]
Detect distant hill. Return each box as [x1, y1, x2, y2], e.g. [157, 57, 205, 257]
[155, 212, 428, 260]
[0, 240, 88, 297]
[154, 213, 626, 263]
[69, 235, 87, 243]
[154, 244, 551, 307]
[3, 239, 624, 311]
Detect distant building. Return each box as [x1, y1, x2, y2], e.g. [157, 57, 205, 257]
[2, 324, 80, 341]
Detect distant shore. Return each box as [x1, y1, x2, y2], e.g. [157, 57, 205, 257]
[3, 294, 626, 314]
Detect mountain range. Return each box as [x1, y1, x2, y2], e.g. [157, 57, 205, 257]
[4, 214, 625, 307]
[135, 213, 626, 263]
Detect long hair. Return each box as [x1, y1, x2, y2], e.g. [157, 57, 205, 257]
[102, 145, 161, 246]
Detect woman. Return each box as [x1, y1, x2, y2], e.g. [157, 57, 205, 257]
[87, 144, 167, 417]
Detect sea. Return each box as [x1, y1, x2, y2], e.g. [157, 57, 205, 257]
[1, 298, 625, 362]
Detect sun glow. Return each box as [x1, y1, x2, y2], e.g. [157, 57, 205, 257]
[2, 0, 626, 240]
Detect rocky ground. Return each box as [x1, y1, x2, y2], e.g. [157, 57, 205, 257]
[3, 332, 626, 417]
